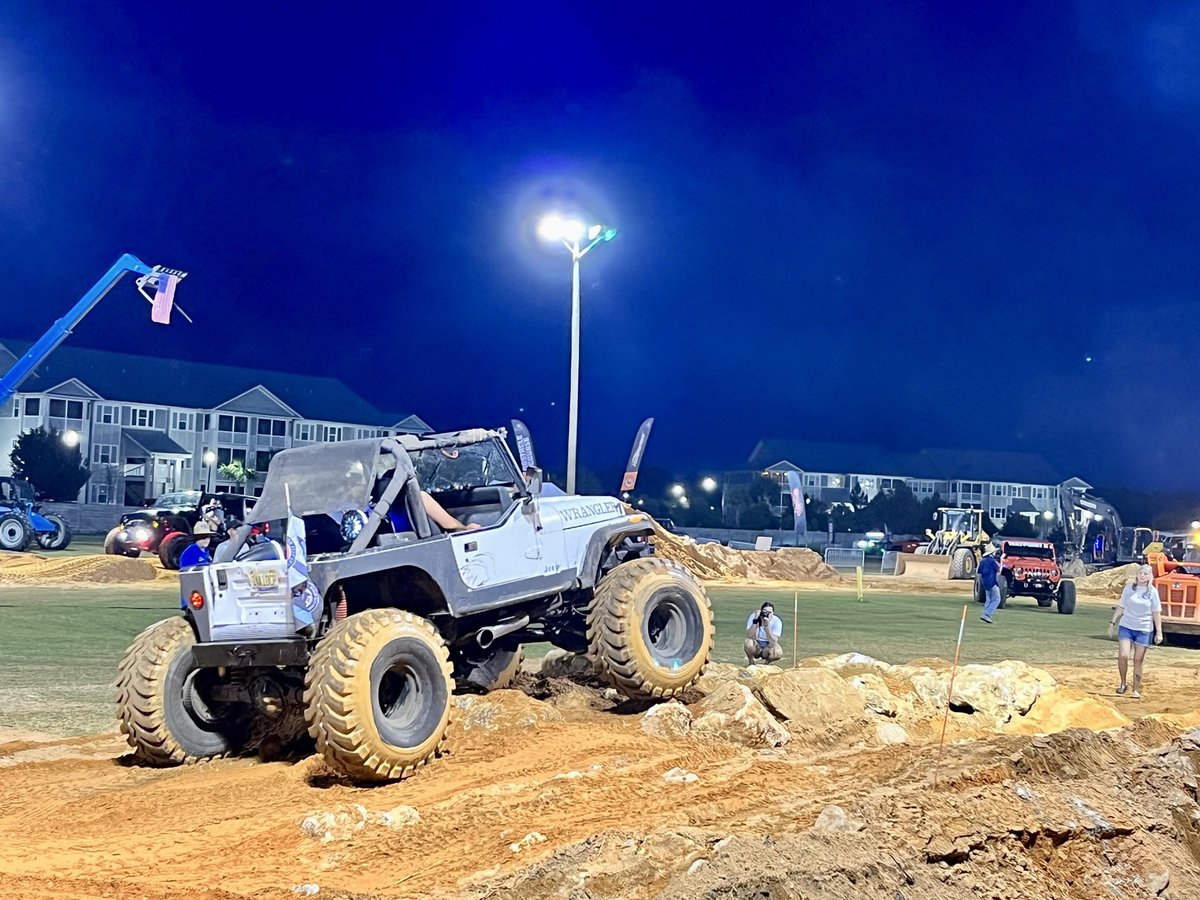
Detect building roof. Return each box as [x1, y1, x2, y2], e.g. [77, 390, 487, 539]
[0, 339, 428, 431]
[749, 439, 1065, 486]
[123, 428, 189, 456]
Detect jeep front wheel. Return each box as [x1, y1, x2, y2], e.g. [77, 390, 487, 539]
[116, 616, 245, 765]
[587, 558, 713, 700]
[304, 609, 453, 782]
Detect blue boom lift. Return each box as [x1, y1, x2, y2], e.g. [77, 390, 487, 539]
[0, 255, 185, 551]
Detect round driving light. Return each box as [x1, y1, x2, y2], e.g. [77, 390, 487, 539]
[1013, 566, 1024, 578]
[340, 510, 368, 543]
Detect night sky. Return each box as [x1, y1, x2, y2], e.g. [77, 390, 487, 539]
[2, 2, 1199, 490]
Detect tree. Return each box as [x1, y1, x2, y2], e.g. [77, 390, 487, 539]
[997, 514, 1036, 538]
[9, 427, 90, 500]
[217, 460, 256, 488]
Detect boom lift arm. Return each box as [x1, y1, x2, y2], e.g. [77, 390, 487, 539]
[0, 254, 186, 408]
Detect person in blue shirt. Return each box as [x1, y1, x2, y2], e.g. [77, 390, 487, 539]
[178, 521, 215, 569]
[744, 602, 784, 665]
[978, 545, 1003, 623]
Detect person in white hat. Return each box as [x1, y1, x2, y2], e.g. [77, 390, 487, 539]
[179, 520, 215, 569]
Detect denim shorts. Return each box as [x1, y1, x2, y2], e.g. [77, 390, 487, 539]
[1117, 625, 1152, 646]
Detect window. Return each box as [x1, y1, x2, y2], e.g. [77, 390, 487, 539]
[173, 412, 191, 431]
[1032, 486, 1048, 500]
[257, 418, 287, 436]
[295, 423, 314, 442]
[91, 444, 117, 465]
[990, 507, 1007, 521]
[255, 450, 278, 472]
[203, 414, 211, 431]
[217, 447, 247, 466]
[48, 399, 84, 419]
[90, 483, 113, 504]
[97, 404, 115, 424]
[129, 407, 152, 428]
[24, 398, 40, 416]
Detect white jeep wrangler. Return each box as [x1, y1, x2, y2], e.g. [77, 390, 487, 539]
[117, 429, 713, 781]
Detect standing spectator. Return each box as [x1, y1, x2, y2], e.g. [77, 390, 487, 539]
[744, 602, 783, 665]
[1108, 564, 1163, 699]
[979, 545, 1002, 623]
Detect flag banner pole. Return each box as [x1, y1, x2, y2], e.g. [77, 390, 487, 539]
[792, 591, 798, 668]
[933, 604, 968, 788]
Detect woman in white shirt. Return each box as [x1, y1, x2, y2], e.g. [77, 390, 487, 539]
[1107, 564, 1163, 699]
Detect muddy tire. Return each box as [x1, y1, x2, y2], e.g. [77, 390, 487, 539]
[587, 558, 713, 701]
[950, 548, 976, 580]
[1057, 580, 1077, 615]
[158, 533, 189, 570]
[973, 575, 984, 604]
[304, 609, 453, 782]
[998, 578, 1008, 609]
[482, 645, 524, 691]
[0, 514, 31, 552]
[35, 514, 72, 551]
[116, 617, 244, 765]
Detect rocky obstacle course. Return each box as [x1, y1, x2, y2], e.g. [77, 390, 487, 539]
[651, 525, 841, 583]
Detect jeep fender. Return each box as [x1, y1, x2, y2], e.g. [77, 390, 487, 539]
[578, 523, 655, 589]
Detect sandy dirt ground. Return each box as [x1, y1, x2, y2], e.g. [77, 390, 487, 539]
[3, 541, 1200, 899]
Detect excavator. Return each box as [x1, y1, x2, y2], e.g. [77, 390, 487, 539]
[894, 507, 989, 580]
[1054, 482, 1152, 575]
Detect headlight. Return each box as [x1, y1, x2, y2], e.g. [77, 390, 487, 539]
[340, 510, 368, 543]
[133, 527, 151, 543]
[1050, 568, 1059, 578]
[1013, 566, 1025, 578]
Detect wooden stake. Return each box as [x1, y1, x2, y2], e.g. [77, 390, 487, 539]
[856, 565, 864, 601]
[933, 604, 968, 788]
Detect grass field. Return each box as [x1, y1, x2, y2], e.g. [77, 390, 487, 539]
[2, 581, 1194, 737]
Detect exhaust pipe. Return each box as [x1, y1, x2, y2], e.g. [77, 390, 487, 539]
[476, 615, 530, 650]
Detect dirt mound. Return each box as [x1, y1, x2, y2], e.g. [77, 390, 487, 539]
[1074, 563, 1138, 596]
[0, 552, 156, 584]
[653, 528, 840, 583]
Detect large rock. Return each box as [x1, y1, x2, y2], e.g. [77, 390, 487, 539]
[692, 662, 741, 696]
[454, 692, 563, 732]
[846, 672, 897, 717]
[538, 649, 596, 679]
[692, 683, 790, 747]
[754, 668, 866, 738]
[816, 652, 894, 673]
[641, 701, 693, 739]
[904, 661, 1056, 726]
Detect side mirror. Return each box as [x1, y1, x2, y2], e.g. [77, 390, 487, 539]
[524, 466, 543, 500]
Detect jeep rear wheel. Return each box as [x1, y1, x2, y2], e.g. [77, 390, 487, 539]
[587, 558, 713, 700]
[116, 617, 245, 765]
[304, 609, 453, 782]
[0, 514, 31, 552]
[159, 533, 189, 570]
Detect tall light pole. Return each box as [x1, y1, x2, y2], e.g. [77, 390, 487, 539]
[203, 450, 217, 493]
[537, 214, 617, 494]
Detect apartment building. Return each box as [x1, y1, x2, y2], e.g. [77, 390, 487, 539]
[744, 439, 1076, 529]
[0, 340, 430, 506]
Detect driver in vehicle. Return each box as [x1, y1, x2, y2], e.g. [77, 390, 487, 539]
[420, 491, 479, 532]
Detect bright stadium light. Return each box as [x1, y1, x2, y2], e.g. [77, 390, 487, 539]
[1043, 510, 1055, 521]
[62, 430, 79, 447]
[536, 211, 619, 494]
[669, 483, 685, 498]
[700, 477, 718, 492]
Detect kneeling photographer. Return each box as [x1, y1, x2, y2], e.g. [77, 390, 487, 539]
[744, 602, 783, 665]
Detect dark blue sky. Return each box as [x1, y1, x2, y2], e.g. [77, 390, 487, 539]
[2, 2, 1199, 490]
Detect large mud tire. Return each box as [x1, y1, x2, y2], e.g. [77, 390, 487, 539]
[158, 532, 189, 570]
[116, 616, 244, 765]
[0, 514, 31, 552]
[304, 609, 453, 782]
[587, 558, 713, 701]
[35, 514, 72, 551]
[950, 548, 976, 580]
[483, 645, 524, 691]
[1057, 580, 1077, 615]
[973, 575, 984, 604]
[998, 578, 1008, 609]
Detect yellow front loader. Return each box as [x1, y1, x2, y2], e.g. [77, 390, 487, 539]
[894, 507, 990, 581]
